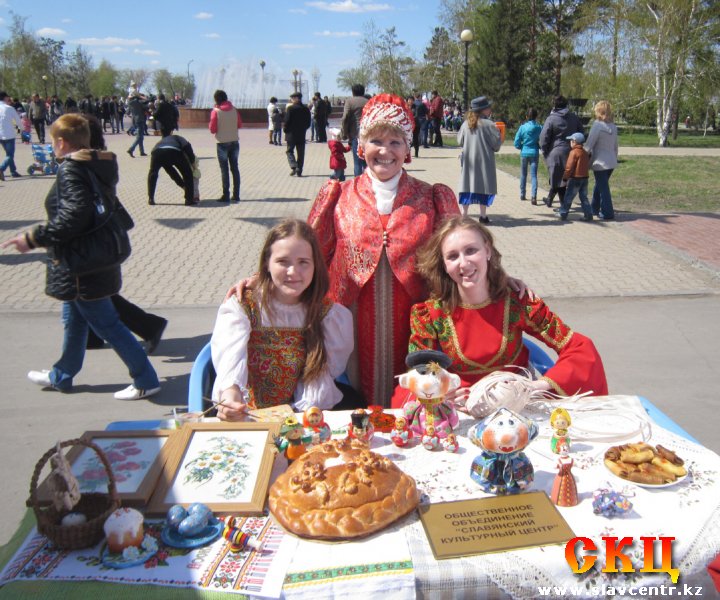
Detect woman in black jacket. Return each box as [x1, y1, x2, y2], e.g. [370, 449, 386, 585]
[1, 114, 160, 400]
[539, 96, 584, 208]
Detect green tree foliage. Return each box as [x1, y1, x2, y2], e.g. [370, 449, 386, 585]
[336, 66, 373, 93]
[470, 0, 532, 121]
[627, 0, 720, 145]
[417, 27, 456, 98]
[153, 69, 195, 99]
[39, 38, 66, 97]
[65, 47, 94, 98]
[542, 0, 584, 95]
[0, 14, 47, 99]
[90, 60, 121, 98]
[358, 21, 413, 95]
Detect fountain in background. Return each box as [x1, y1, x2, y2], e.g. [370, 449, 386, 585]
[192, 59, 307, 109]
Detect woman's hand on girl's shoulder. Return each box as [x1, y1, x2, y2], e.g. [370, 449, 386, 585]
[217, 386, 249, 421]
[224, 273, 259, 302]
[507, 276, 536, 301]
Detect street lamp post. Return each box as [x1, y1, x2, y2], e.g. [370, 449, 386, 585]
[185, 60, 194, 101]
[259, 60, 266, 107]
[460, 29, 473, 112]
[292, 69, 299, 93]
[42, 75, 48, 98]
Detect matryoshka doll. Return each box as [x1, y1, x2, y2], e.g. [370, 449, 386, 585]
[421, 425, 440, 450]
[391, 416, 413, 447]
[550, 408, 571, 454]
[442, 432, 459, 453]
[303, 406, 332, 444]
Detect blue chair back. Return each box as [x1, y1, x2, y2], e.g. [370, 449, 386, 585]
[187, 341, 214, 412]
[523, 337, 555, 375]
[187, 337, 556, 411]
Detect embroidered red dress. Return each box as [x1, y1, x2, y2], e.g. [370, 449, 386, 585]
[308, 171, 459, 406]
[392, 291, 608, 406]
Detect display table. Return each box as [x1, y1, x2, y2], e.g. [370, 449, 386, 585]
[1, 396, 719, 599]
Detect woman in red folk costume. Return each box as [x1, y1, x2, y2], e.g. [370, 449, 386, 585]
[395, 216, 608, 409]
[308, 94, 459, 407]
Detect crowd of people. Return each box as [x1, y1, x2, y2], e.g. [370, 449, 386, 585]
[1, 83, 612, 417]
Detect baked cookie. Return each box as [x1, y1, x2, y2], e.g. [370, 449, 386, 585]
[269, 438, 419, 540]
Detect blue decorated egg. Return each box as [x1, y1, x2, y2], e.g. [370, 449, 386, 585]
[178, 513, 208, 537]
[187, 503, 211, 520]
[166, 505, 187, 530]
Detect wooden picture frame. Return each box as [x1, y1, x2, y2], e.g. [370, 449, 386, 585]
[35, 430, 174, 508]
[146, 422, 280, 516]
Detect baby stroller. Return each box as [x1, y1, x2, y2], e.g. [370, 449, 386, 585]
[27, 143, 59, 176]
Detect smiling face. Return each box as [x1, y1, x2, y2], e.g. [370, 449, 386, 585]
[267, 235, 314, 305]
[361, 126, 408, 181]
[441, 227, 491, 304]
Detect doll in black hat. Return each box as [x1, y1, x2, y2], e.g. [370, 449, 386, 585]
[397, 350, 460, 449]
[347, 408, 374, 443]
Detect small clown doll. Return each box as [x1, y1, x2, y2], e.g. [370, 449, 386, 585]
[303, 406, 331, 444]
[468, 407, 538, 494]
[275, 417, 311, 462]
[399, 350, 460, 442]
[347, 408, 374, 443]
[550, 408, 571, 454]
[391, 415, 413, 447]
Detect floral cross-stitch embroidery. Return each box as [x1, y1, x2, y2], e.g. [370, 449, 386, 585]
[183, 436, 252, 499]
[78, 440, 150, 490]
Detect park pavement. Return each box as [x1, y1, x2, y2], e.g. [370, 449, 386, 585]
[0, 125, 718, 546]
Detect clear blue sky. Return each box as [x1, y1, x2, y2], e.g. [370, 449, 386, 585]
[1, 0, 447, 101]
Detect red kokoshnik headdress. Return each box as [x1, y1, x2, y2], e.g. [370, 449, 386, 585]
[359, 93, 415, 163]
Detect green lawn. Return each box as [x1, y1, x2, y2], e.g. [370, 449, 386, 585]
[442, 126, 720, 149]
[616, 129, 720, 148]
[495, 154, 720, 213]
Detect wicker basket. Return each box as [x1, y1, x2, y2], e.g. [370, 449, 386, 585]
[27, 438, 121, 550]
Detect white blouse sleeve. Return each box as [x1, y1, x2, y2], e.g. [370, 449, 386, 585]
[292, 303, 354, 412]
[210, 297, 251, 402]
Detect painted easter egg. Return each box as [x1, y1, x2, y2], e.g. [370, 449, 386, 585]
[166, 505, 187, 531]
[187, 503, 211, 519]
[178, 513, 208, 537]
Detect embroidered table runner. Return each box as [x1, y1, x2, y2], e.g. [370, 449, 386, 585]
[2, 397, 718, 599]
[0, 515, 295, 598]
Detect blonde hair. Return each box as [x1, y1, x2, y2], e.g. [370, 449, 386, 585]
[50, 113, 90, 149]
[550, 408, 572, 427]
[594, 100, 613, 123]
[256, 219, 330, 382]
[465, 111, 479, 130]
[358, 122, 408, 147]
[416, 216, 509, 313]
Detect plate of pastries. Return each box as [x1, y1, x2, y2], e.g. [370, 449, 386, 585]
[604, 442, 687, 488]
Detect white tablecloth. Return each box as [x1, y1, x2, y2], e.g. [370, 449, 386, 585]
[302, 396, 720, 599]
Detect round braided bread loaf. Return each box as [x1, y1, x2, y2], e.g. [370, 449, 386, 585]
[269, 438, 419, 540]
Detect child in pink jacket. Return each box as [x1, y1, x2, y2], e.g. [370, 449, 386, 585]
[327, 127, 350, 181]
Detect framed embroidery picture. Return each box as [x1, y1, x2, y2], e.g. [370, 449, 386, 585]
[34, 430, 174, 508]
[146, 422, 280, 516]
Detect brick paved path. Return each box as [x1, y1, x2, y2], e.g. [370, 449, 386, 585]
[1, 128, 718, 312]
